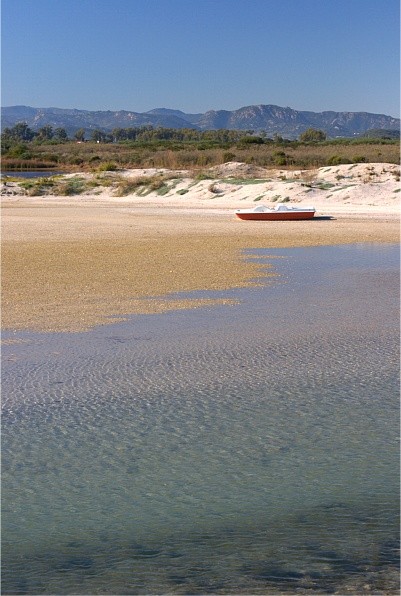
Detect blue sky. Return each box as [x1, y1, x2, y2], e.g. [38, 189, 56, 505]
[2, 0, 400, 117]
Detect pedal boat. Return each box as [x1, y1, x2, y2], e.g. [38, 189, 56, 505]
[235, 203, 315, 220]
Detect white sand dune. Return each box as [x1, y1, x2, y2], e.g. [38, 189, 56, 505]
[2, 162, 400, 217]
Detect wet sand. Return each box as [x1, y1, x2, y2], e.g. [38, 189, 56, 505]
[2, 198, 399, 332]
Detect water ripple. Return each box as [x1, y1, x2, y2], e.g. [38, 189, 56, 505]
[2, 244, 399, 594]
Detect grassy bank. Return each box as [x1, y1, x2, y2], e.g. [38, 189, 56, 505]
[2, 137, 399, 172]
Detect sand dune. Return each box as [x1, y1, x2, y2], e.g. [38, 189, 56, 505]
[2, 162, 400, 216]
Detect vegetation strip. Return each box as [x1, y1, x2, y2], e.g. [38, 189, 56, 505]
[2, 123, 399, 173]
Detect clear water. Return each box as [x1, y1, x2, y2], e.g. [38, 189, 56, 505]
[2, 244, 400, 595]
[1, 171, 64, 178]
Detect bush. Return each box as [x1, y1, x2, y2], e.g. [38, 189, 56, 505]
[6, 143, 33, 159]
[223, 151, 236, 162]
[113, 174, 177, 196]
[299, 128, 327, 142]
[327, 155, 352, 166]
[57, 178, 86, 195]
[194, 172, 214, 181]
[156, 184, 170, 195]
[238, 136, 265, 145]
[114, 177, 148, 196]
[273, 150, 287, 166]
[97, 162, 118, 171]
[69, 157, 84, 165]
[41, 153, 59, 163]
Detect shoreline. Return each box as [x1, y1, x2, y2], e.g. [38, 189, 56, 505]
[2, 162, 400, 333]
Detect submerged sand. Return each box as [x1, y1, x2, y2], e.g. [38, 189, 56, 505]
[2, 163, 399, 333]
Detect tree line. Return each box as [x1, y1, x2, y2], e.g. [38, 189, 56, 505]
[3, 122, 399, 148]
[1, 122, 256, 144]
[1, 122, 332, 144]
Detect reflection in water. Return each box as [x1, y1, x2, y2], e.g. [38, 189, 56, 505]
[2, 244, 399, 594]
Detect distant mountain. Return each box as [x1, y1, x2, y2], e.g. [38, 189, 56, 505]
[1, 104, 399, 139]
[145, 108, 202, 122]
[0, 105, 200, 135]
[194, 105, 400, 138]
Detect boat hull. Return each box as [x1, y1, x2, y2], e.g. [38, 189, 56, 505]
[236, 211, 315, 221]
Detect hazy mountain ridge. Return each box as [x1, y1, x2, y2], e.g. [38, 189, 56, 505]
[1, 104, 399, 138]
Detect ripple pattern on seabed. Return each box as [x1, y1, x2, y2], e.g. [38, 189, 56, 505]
[2, 244, 400, 595]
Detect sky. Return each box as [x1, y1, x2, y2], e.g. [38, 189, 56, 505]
[1, 0, 400, 117]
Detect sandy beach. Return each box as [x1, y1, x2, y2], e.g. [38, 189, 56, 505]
[2, 162, 399, 333]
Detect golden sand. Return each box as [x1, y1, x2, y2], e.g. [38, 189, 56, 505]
[2, 200, 399, 333]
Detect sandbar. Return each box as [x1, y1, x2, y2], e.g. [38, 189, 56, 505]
[2, 163, 399, 333]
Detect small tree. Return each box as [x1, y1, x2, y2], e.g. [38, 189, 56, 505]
[37, 125, 54, 140]
[91, 129, 107, 143]
[4, 122, 36, 141]
[74, 128, 85, 142]
[54, 127, 68, 141]
[299, 128, 326, 142]
[111, 127, 126, 142]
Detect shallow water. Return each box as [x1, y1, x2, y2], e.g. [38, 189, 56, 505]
[2, 244, 400, 594]
[1, 170, 64, 178]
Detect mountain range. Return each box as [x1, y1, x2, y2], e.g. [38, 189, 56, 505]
[1, 104, 399, 139]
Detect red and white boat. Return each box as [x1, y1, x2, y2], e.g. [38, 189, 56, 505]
[235, 203, 316, 221]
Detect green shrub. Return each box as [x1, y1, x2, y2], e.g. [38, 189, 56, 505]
[113, 174, 176, 196]
[273, 150, 287, 166]
[238, 136, 265, 145]
[114, 177, 147, 196]
[299, 128, 327, 142]
[156, 184, 170, 195]
[18, 176, 57, 196]
[97, 162, 118, 171]
[41, 153, 59, 163]
[327, 155, 352, 165]
[223, 151, 236, 162]
[6, 144, 33, 159]
[194, 172, 214, 181]
[57, 178, 86, 195]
